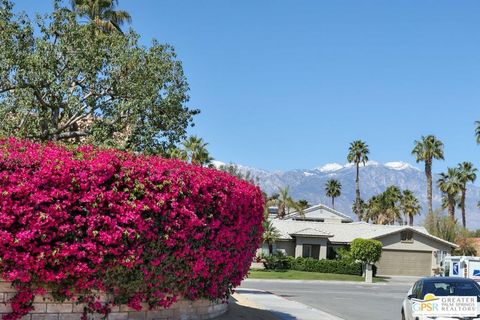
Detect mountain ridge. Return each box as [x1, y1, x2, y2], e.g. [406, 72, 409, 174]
[213, 160, 480, 228]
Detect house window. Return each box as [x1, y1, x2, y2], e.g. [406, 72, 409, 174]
[302, 244, 320, 259]
[401, 230, 414, 242]
[302, 245, 312, 258]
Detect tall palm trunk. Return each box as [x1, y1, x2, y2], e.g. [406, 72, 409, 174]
[332, 196, 335, 209]
[447, 194, 455, 218]
[268, 242, 273, 255]
[278, 204, 285, 219]
[425, 160, 433, 214]
[409, 214, 414, 226]
[461, 188, 467, 228]
[355, 162, 361, 220]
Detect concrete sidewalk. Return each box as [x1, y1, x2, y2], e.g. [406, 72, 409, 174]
[217, 288, 343, 320]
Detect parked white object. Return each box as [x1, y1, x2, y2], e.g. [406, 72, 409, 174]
[402, 277, 480, 320]
[441, 256, 463, 277]
[442, 256, 480, 281]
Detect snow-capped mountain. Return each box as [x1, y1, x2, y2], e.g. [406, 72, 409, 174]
[214, 161, 480, 228]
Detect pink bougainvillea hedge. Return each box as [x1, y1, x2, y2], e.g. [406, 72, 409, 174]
[0, 138, 264, 319]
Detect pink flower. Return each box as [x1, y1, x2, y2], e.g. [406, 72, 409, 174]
[0, 137, 264, 320]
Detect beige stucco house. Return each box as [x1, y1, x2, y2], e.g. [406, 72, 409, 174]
[264, 204, 457, 276]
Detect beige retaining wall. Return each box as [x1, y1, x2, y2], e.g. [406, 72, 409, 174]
[0, 281, 227, 320]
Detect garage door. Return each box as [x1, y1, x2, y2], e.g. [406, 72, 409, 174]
[376, 250, 432, 276]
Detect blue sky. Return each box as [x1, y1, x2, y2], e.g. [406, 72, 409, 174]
[13, 1, 480, 172]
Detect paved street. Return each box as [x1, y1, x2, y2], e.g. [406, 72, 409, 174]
[240, 279, 416, 320]
[219, 289, 342, 320]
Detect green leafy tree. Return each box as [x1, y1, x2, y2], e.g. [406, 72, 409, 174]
[0, 1, 198, 153]
[217, 163, 258, 184]
[456, 162, 477, 228]
[454, 229, 477, 256]
[469, 229, 480, 238]
[412, 135, 444, 215]
[351, 238, 382, 282]
[70, 0, 132, 34]
[347, 140, 370, 220]
[437, 167, 462, 219]
[351, 238, 382, 265]
[325, 179, 342, 209]
[424, 209, 459, 243]
[400, 190, 421, 226]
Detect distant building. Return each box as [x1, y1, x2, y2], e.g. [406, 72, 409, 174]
[263, 204, 457, 276]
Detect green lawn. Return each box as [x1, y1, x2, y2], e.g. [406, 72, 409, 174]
[248, 269, 387, 282]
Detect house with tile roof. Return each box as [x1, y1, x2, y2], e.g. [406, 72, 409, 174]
[263, 204, 458, 276]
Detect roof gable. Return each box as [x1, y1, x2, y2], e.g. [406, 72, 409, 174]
[290, 228, 332, 238]
[371, 226, 458, 248]
[286, 204, 353, 222]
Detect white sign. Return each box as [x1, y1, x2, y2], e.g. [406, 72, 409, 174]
[412, 294, 477, 317]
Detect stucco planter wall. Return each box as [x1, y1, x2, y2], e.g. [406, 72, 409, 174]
[0, 281, 228, 320]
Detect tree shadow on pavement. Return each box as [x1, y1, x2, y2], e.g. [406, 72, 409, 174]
[215, 296, 296, 320]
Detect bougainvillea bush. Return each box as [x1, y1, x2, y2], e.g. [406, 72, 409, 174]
[0, 138, 264, 319]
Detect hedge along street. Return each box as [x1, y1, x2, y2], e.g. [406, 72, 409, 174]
[0, 138, 264, 320]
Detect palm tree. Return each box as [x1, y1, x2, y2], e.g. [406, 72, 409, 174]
[412, 135, 444, 215]
[456, 162, 477, 228]
[71, 0, 132, 34]
[347, 140, 370, 220]
[365, 196, 382, 224]
[352, 198, 366, 222]
[166, 147, 188, 161]
[263, 221, 281, 255]
[365, 186, 402, 225]
[325, 179, 342, 209]
[267, 187, 303, 219]
[475, 120, 480, 144]
[437, 167, 462, 219]
[383, 186, 402, 225]
[400, 190, 421, 226]
[297, 199, 310, 210]
[182, 136, 213, 166]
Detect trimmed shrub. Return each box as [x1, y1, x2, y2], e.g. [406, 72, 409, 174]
[0, 138, 264, 319]
[261, 252, 290, 270]
[288, 257, 362, 275]
[334, 246, 354, 263]
[351, 238, 383, 264]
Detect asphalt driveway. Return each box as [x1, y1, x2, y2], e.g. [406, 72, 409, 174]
[240, 278, 416, 320]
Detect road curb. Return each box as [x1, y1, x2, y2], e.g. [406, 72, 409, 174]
[244, 278, 390, 285]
